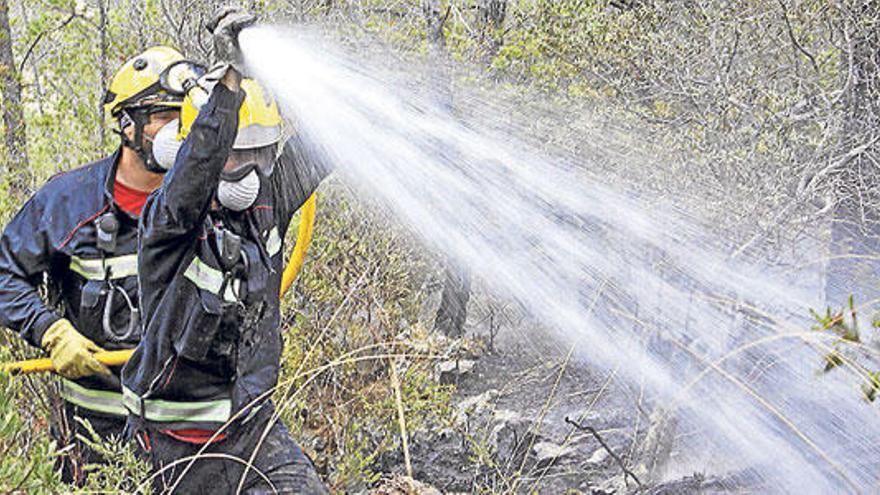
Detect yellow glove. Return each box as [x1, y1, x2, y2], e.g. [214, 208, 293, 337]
[41, 319, 110, 379]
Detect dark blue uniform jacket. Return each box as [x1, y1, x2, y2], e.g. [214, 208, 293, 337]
[0, 150, 142, 407]
[122, 84, 328, 430]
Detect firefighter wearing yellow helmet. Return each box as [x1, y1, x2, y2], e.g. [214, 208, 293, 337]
[179, 77, 282, 152]
[168, 77, 286, 210]
[104, 46, 205, 173]
[0, 46, 200, 484]
[120, 7, 330, 491]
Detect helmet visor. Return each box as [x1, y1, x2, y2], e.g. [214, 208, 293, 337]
[224, 145, 277, 177]
[160, 61, 207, 96]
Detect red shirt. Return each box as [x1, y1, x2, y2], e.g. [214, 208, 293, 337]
[113, 180, 151, 216]
[161, 429, 227, 445]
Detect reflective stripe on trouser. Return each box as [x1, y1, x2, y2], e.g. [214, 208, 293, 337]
[60, 379, 128, 417]
[122, 386, 232, 424]
[69, 254, 138, 280]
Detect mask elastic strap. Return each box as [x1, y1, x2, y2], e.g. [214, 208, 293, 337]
[116, 108, 167, 174]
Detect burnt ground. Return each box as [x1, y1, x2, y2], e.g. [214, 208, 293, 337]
[371, 297, 746, 494]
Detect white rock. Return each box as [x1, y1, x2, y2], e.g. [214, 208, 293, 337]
[492, 408, 522, 424]
[532, 441, 576, 462]
[587, 447, 609, 464]
[437, 359, 476, 375]
[454, 389, 499, 424]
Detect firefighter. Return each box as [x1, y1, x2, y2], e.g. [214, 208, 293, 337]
[0, 46, 201, 482]
[121, 7, 329, 493]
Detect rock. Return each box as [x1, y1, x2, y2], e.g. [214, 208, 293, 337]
[492, 408, 521, 424]
[311, 435, 327, 452]
[437, 359, 477, 383]
[370, 475, 442, 495]
[454, 389, 499, 424]
[592, 474, 626, 495]
[490, 421, 520, 462]
[532, 441, 577, 464]
[587, 447, 609, 464]
[458, 359, 477, 373]
[488, 409, 538, 462]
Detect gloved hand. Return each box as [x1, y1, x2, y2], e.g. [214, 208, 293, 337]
[206, 4, 256, 77]
[41, 319, 110, 379]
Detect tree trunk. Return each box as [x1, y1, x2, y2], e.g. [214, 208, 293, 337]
[478, 0, 507, 60]
[97, 0, 108, 148]
[434, 263, 472, 338]
[422, 1, 472, 337]
[0, 0, 29, 194]
[826, 1, 880, 311]
[423, 0, 451, 113]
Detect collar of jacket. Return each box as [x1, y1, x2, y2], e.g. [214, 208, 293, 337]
[101, 148, 141, 222]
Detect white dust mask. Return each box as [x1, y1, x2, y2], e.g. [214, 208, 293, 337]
[217, 168, 260, 211]
[151, 118, 182, 171]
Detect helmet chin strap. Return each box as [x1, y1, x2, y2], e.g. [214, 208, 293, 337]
[115, 109, 167, 174]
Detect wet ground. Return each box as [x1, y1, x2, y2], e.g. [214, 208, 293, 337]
[372, 295, 750, 494]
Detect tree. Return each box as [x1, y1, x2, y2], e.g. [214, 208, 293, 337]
[0, 0, 28, 194]
[96, 0, 108, 148]
[422, 0, 472, 338]
[826, 1, 880, 311]
[478, 0, 506, 61]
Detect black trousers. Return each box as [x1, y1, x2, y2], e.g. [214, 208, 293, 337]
[53, 401, 128, 484]
[137, 406, 327, 494]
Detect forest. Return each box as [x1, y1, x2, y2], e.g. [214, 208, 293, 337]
[1, 0, 879, 493]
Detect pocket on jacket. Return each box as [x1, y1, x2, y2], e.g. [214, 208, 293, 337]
[173, 285, 223, 363]
[172, 284, 240, 378]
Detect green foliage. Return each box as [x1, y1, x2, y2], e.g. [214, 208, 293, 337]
[333, 420, 385, 486]
[274, 183, 454, 491]
[0, 348, 64, 494]
[810, 295, 862, 363]
[0, 346, 150, 493]
[75, 417, 151, 494]
[812, 297, 880, 402]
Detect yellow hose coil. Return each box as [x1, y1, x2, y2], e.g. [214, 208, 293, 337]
[1, 193, 318, 376]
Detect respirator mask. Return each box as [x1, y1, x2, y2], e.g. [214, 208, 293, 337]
[217, 146, 276, 211]
[218, 163, 261, 211]
[150, 118, 182, 171]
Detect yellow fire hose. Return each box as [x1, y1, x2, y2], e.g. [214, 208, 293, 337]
[279, 193, 317, 296]
[1, 193, 317, 376]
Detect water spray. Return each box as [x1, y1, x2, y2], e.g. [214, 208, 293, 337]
[241, 25, 880, 492]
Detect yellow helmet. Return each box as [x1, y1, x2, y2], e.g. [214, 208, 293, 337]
[104, 46, 207, 173]
[179, 78, 283, 149]
[103, 46, 188, 116]
[235, 79, 283, 149]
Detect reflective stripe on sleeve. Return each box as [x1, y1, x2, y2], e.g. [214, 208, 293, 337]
[266, 227, 282, 257]
[69, 254, 138, 280]
[183, 256, 239, 302]
[122, 386, 232, 424]
[60, 379, 128, 417]
[183, 257, 225, 294]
